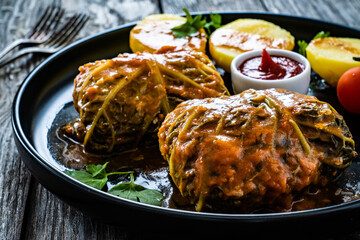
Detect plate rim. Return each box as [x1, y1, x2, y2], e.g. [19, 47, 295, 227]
[11, 11, 360, 222]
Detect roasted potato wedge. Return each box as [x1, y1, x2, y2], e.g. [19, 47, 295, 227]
[306, 37, 360, 87]
[130, 14, 207, 53]
[209, 18, 295, 72]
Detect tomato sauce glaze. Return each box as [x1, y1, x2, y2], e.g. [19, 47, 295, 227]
[238, 49, 304, 80]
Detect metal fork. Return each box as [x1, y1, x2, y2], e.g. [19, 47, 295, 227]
[0, 13, 89, 68]
[0, 5, 64, 60]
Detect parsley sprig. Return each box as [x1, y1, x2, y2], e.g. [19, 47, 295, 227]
[108, 173, 164, 206]
[64, 162, 164, 206]
[171, 8, 221, 38]
[297, 31, 330, 56]
[204, 12, 222, 35]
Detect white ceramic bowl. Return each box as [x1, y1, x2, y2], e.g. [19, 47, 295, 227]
[231, 49, 311, 94]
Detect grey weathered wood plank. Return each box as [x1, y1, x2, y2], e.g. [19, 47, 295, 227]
[24, 182, 130, 240]
[9, 0, 160, 239]
[161, 0, 267, 13]
[162, 0, 360, 30]
[0, 0, 46, 239]
[1, 0, 360, 239]
[261, 0, 360, 29]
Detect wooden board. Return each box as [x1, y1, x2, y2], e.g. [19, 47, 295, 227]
[0, 0, 359, 239]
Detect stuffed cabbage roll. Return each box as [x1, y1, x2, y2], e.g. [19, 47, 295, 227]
[65, 50, 229, 152]
[158, 88, 357, 211]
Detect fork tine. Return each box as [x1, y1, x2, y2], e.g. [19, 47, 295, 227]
[28, 5, 64, 40]
[0, 13, 88, 67]
[47, 13, 89, 47]
[33, 6, 63, 39]
[26, 5, 52, 38]
[56, 14, 89, 46]
[45, 14, 80, 45]
[41, 8, 65, 37]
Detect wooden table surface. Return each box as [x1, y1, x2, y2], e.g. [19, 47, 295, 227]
[1, 0, 359, 239]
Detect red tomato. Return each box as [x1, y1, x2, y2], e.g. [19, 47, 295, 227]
[337, 67, 360, 114]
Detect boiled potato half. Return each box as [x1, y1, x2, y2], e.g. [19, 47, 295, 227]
[306, 37, 360, 87]
[209, 19, 295, 72]
[130, 14, 207, 53]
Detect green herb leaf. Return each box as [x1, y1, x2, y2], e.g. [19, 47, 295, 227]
[108, 173, 164, 206]
[64, 163, 163, 206]
[313, 31, 330, 39]
[171, 8, 221, 38]
[297, 40, 308, 57]
[172, 24, 199, 38]
[64, 169, 108, 190]
[353, 56, 360, 61]
[64, 162, 109, 190]
[204, 13, 222, 36]
[87, 162, 108, 178]
[192, 14, 207, 30]
[172, 8, 206, 38]
[297, 31, 330, 57]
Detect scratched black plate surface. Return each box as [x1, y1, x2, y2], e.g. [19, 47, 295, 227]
[12, 12, 360, 234]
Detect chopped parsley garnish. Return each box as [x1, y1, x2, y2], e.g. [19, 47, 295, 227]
[108, 172, 164, 206]
[297, 31, 330, 57]
[171, 8, 221, 38]
[204, 13, 222, 36]
[64, 162, 163, 206]
[297, 40, 308, 57]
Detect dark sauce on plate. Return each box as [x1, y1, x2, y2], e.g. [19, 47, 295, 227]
[47, 102, 360, 214]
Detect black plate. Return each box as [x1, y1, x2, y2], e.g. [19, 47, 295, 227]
[12, 12, 360, 235]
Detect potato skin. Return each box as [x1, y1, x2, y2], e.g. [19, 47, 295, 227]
[130, 14, 207, 53]
[306, 37, 360, 87]
[209, 18, 294, 72]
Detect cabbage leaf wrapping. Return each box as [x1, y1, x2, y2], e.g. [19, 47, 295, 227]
[158, 88, 357, 211]
[66, 50, 229, 152]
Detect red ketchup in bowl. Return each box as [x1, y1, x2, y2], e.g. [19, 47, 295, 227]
[238, 49, 304, 80]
